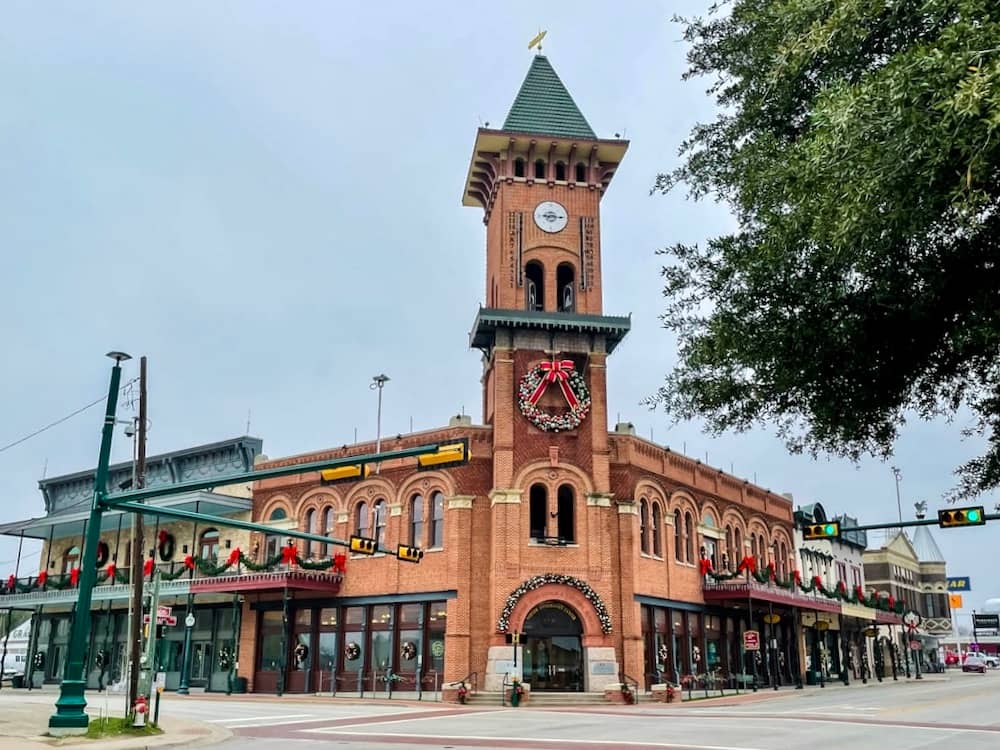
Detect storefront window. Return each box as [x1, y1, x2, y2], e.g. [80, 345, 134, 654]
[258, 611, 284, 672]
[293, 610, 312, 671]
[687, 612, 702, 675]
[317, 607, 338, 688]
[428, 602, 447, 674]
[370, 606, 393, 675]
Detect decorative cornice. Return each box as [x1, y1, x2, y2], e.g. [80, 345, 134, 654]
[448, 495, 475, 510]
[586, 492, 613, 508]
[490, 489, 523, 506]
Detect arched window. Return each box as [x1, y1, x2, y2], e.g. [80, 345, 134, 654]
[555, 161, 567, 181]
[735, 527, 743, 561]
[575, 162, 587, 183]
[557, 263, 575, 312]
[750, 534, 758, 561]
[652, 503, 662, 557]
[430, 491, 445, 548]
[63, 546, 80, 574]
[373, 499, 387, 546]
[724, 524, 733, 569]
[530, 484, 547, 541]
[557, 484, 575, 542]
[323, 505, 335, 556]
[640, 499, 650, 554]
[514, 157, 526, 178]
[684, 512, 694, 563]
[758, 534, 766, 564]
[269, 507, 288, 521]
[303, 509, 316, 557]
[779, 542, 788, 578]
[410, 494, 424, 547]
[199, 529, 220, 560]
[534, 158, 546, 179]
[674, 510, 683, 561]
[355, 502, 369, 539]
[525, 260, 544, 311]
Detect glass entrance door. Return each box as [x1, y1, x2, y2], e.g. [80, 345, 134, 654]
[522, 601, 584, 692]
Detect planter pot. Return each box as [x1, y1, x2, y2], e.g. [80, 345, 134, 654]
[510, 693, 521, 707]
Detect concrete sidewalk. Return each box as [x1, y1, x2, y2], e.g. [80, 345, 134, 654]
[0, 691, 230, 749]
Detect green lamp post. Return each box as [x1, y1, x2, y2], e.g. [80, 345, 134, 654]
[49, 352, 129, 735]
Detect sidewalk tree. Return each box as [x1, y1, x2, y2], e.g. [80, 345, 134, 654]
[653, 1, 1000, 498]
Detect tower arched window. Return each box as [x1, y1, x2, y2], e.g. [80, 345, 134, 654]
[525, 261, 545, 311]
[355, 502, 369, 539]
[640, 499, 650, 554]
[530, 484, 547, 541]
[557, 263, 576, 312]
[534, 159, 546, 179]
[324, 505, 335, 556]
[674, 510, 683, 561]
[652, 503, 662, 557]
[63, 546, 80, 574]
[684, 512, 694, 563]
[430, 491, 445, 548]
[269, 507, 288, 521]
[410, 493, 424, 547]
[575, 162, 587, 183]
[303, 509, 316, 557]
[557, 484, 575, 542]
[373, 499, 387, 546]
[199, 528, 220, 561]
[555, 161, 567, 181]
[514, 157, 526, 178]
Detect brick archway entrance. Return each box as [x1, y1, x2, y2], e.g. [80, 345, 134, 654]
[521, 600, 584, 691]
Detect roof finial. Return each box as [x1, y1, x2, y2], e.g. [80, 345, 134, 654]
[528, 29, 547, 55]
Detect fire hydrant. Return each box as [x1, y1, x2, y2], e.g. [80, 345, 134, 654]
[132, 694, 148, 727]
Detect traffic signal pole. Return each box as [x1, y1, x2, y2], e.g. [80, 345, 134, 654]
[49, 356, 125, 735]
[839, 513, 999, 534]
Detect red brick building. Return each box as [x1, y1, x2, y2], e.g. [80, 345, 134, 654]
[237, 54, 798, 698]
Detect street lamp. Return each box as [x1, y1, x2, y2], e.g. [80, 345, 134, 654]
[891, 466, 903, 532]
[370, 374, 390, 474]
[49, 352, 129, 735]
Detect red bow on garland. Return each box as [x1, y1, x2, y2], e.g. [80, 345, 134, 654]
[333, 553, 347, 573]
[887, 594, 896, 610]
[855, 585, 866, 600]
[228, 548, 241, 566]
[737, 555, 757, 573]
[143, 558, 154, 577]
[106, 563, 116, 579]
[158, 529, 168, 545]
[528, 360, 579, 409]
[281, 545, 298, 565]
[699, 557, 713, 575]
[183, 555, 195, 570]
[793, 570, 802, 584]
[766, 562, 775, 579]
[837, 581, 847, 595]
[37, 571, 47, 586]
[6, 575, 14, 591]
[812, 575, 823, 588]
[70, 567, 80, 586]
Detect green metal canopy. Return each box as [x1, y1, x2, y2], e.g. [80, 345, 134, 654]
[503, 55, 596, 139]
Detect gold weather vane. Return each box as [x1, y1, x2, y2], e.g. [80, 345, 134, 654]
[528, 30, 547, 54]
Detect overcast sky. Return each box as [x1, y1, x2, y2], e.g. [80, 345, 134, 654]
[2, 1, 996, 615]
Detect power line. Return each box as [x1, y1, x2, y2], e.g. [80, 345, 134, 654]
[0, 378, 138, 456]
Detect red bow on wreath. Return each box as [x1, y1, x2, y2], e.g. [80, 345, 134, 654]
[184, 555, 195, 570]
[37, 571, 47, 587]
[106, 563, 116, 580]
[228, 548, 241, 566]
[528, 359, 579, 409]
[143, 558, 154, 577]
[281, 544, 298, 565]
[158, 529, 168, 545]
[699, 557, 713, 575]
[333, 553, 347, 573]
[70, 567, 80, 586]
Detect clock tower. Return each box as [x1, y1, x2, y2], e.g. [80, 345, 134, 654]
[463, 54, 630, 498]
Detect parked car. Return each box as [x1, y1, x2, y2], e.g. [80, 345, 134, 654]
[945, 651, 960, 666]
[963, 653, 988, 673]
[982, 654, 1000, 668]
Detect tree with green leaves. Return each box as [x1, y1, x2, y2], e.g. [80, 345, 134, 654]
[655, 1, 1000, 498]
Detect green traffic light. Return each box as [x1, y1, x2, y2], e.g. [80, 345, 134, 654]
[967, 509, 980, 522]
[824, 524, 835, 536]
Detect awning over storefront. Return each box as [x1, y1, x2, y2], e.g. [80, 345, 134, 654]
[841, 603, 877, 621]
[703, 581, 841, 613]
[876, 610, 903, 625]
[190, 570, 342, 595]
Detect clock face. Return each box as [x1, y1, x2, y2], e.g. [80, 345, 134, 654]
[533, 201, 568, 233]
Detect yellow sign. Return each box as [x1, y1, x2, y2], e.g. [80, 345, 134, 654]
[949, 594, 963, 610]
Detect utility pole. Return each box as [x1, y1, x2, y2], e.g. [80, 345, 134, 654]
[371, 374, 390, 474]
[127, 356, 147, 712]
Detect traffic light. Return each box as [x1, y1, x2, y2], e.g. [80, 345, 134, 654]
[349, 535, 377, 555]
[802, 522, 840, 540]
[417, 439, 470, 471]
[396, 544, 424, 563]
[938, 506, 986, 528]
[320, 464, 370, 485]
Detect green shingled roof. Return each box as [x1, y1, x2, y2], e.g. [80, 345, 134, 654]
[502, 55, 596, 139]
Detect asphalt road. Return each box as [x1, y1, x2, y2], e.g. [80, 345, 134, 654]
[155, 669, 1000, 750]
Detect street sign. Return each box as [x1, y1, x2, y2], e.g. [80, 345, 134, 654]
[763, 613, 781, 624]
[949, 594, 963, 610]
[973, 613, 1000, 631]
[946, 576, 971, 591]
[143, 613, 178, 626]
[743, 630, 760, 651]
[156, 606, 172, 619]
[185, 613, 195, 628]
[909, 640, 920, 651]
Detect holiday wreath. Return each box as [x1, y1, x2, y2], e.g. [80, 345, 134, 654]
[517, 359, 591, 432]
